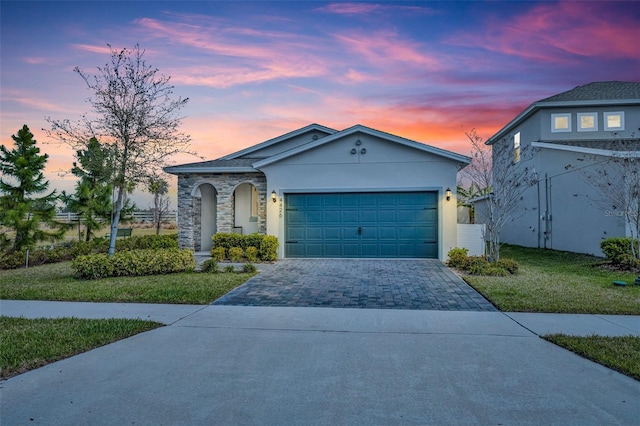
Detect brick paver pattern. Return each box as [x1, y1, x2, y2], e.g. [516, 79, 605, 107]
[213, 259, 497, 311]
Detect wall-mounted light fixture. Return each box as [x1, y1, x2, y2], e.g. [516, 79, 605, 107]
[271, 190, 277, 203]
[445, 188, 452, 201]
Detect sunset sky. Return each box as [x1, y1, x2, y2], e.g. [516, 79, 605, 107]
[1, 1, 639, 208]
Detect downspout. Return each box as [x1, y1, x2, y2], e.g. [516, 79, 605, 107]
[537, 179, 541, 248]
[544, 174, 550, 249]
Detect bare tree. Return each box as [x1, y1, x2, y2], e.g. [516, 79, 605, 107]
[47, 45, 192, 255]
[580, 138, 640, 260]
[147, 175, 171, 236]
[461, 129, 538, 261]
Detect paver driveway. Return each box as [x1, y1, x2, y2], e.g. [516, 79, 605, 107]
[213, 259, 496, 311]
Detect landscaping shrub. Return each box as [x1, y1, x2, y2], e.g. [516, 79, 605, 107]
[228, 247, 244, 262]
[0, 250, 29, 270]
[224, 265, 235, 273]
[483, 265, 510, 277]
[446, 247, 518, 276]
[200, 259, 220, 273]
[496, 258, 519, 274]
[242, 263, 257, 273]
[210, 246, 226, 262]
[466, 256, 490, 275]
[447, 247, 469, 269]
[0, 235, 180, 270]
[72, 248, 195, 279]
[212, 233, 279, 261]
[601, 237, 640, 269]
[115, 234, 178, 251]
[245, 246, 259, 262]
[259, 235, 279, 261]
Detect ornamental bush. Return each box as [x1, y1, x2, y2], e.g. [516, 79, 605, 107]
[228, 247, 244, 262]
[200, 259, 220, 273]
[446, 247, 469, 269]
[211, 233, 279, 261]
[245, 246, 259, 262]
[210, 246, 226, 262]
[446, 247, 518, 276]
[601, 237, 640, 269]
[0, 234, 180, 270]
[72, 248, 195, 279]
[259, 235, 279, 261]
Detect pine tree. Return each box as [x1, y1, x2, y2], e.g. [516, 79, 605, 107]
[0, 125, 65, 250]
[65, 137, 114, 241]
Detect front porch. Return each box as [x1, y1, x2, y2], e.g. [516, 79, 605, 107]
[176, 172, 267, 251]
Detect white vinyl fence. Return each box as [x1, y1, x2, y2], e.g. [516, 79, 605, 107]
[55, 210, 177, 224]
[457, 224, 486, 256]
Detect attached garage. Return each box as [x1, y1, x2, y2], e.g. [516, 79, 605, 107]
[285, 192, 438, 258]
[167, 123, 470, 261]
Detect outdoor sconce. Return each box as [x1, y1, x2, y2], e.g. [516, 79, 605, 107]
[271, 190, 277, 203]
[445, 188, 452, 201]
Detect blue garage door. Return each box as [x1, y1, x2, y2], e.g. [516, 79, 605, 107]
[285, 192, 438, 258]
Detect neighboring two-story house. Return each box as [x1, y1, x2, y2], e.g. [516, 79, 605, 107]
[483, 81, 640, 256]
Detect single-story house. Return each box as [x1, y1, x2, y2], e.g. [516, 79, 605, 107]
[164, 124, 471, 261]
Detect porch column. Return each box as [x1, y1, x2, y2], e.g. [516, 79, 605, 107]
[177, 175, 195, 250]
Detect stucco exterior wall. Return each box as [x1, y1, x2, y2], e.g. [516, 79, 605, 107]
[497, 148, 627, 256]
[260, 134, 462, 261]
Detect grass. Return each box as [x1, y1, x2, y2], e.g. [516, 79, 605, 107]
[0, 316, 162, 379]
[463, 245, 640, 314]
[543, 334, 640, 381]
[0, 262, 256, 304]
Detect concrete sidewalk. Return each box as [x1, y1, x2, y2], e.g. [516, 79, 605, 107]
[1, 304, 639, 425]
[1, 299, 639, 336]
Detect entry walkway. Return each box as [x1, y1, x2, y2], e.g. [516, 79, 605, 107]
[1, 299, 638, 336]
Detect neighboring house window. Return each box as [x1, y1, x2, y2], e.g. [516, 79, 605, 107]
[604, 111, 625, 131]
[251, 186, 259, 217]
[513, 132, 521, 163]
[577, 113, 598, 132]
[551, 113, 571, 132]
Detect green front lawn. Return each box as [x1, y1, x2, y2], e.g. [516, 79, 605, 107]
[543, 334, 640, 381]
[0, 261, 255, 304]
[463, 245, 640, 314]
[0, 316, 162, 379]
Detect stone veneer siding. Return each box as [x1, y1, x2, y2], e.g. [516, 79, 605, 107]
[177, 172, 267, 251]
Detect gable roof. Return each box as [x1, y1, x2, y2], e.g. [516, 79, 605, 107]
[487, 81, 640, 145]
[222, 123, 337, 160]
[252, 124, 471, 168]
[165, 123, 470, 175]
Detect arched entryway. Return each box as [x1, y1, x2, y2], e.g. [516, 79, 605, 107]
[233, 182, 259, 235]
[194, 183, 217, 251]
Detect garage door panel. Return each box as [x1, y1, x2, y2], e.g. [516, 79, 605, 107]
[342, 243, 360, 256]
[324, 227, 341, 240]
[342, 210, 359, 223]
[342, 226, 360, 240]
[324, 211, 341, 223]
[361, 210, 378, 223]
[285, 192, 438, 258]
[361, 243, 379, 257]
[361, 227, 378, 240]
[379, 227, 397, 240]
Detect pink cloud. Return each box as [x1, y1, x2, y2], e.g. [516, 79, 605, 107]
[333, 30, 442, 72]
[71, 44, 116, 55]
[450, 2, 639, 62]
[315, 3, 436, 16]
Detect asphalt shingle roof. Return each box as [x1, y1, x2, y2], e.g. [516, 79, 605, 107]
[166, 158, 256, 170]
[539, 81, 640, 103]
